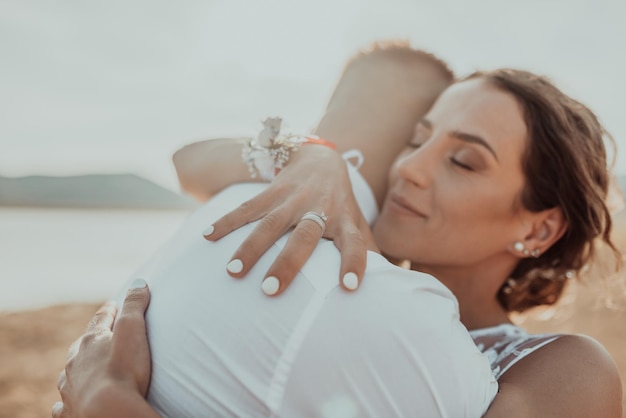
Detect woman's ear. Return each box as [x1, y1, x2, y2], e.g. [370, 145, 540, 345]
[523, 207, 568, 255]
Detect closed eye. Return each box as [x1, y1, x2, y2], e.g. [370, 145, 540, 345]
[450, 157, 474, 171]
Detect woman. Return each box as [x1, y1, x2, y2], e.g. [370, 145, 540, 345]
[55, 43, 622, 417]
[191, 57, 624, 413]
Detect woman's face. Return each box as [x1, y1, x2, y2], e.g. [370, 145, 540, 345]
[373, 78, 530, 271]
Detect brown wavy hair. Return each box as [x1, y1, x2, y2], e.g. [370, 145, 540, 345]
[466, 69, 621, 312]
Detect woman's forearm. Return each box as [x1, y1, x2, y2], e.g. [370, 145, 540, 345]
[173, 137, 261, 202]
[174, 47, 452, 205]
[312, 47, 453, 206]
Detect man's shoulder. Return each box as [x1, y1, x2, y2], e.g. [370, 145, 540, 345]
[361, 252, 457, 304]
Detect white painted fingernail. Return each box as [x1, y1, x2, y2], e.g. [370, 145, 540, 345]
[52, 401, 64, 416]
[202, 225, 215, 236]
[342, 272, 359, 290]
[262, 276, 280, 296]
[129, 278, 147, 290]
[227, 259, 244, 274]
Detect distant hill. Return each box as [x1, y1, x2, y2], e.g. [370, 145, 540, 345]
[0, 174, 197, 210]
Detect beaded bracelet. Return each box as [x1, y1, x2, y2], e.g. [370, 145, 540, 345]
[242, 117, 336, 180]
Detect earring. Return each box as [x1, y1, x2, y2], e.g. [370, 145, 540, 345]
[531, 249, 541, 258]
[514, 241, 531, 256]
[502, 278, 517, 294]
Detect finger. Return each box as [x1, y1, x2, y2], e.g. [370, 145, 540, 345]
[112, 278, 151, 343]
[66, 337, 81, 361]
[226, 207, 296, 278]
[261, 219, 324, 296]
[86, 301, 117, 333]
[333, 221, 368, 291]
[118, 278, 151, 322]
[204, 193, 275, 241]
[51, 401, 64, 418]
[57, 370, 66, 391]
[111, 279, 152, 395]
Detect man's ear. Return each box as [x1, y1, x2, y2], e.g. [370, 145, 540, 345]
[523, 207, 568, 255]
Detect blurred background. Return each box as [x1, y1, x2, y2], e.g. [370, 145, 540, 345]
[0, 0, 625, 416]
[1, 0, 625, 310]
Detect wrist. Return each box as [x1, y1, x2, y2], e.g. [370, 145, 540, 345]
[81, 379, 158, 418]
[298, 136, 337, 150]
[289, 141, 340, 164]
[282, 142, 347, 180]
[242, 117, 337, 180]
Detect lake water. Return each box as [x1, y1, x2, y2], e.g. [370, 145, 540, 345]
[0, 208, 189, 312]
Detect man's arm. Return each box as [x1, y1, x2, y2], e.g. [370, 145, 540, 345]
[77, 387, 161, 418]
[173, 137, 257, 202]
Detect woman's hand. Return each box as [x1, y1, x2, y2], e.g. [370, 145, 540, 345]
[205, 145, 378, 296]
[53, 279, 159, 418]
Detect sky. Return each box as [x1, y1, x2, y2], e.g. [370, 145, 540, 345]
[1, 0, 625, 191]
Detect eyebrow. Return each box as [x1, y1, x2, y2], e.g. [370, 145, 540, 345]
[418, 119, 499, 162]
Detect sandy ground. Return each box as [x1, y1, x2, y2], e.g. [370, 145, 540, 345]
[0, 303, 100, 418]
[1, 212, 625, 418]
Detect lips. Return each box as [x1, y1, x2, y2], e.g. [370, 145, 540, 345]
[388, 192, 427, 218]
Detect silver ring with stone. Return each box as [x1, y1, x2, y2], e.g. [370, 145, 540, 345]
[299, 211, 328, 236]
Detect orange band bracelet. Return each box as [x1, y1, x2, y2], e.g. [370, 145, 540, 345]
[302, 136, 337, 150]
[243, 117, 337, 180]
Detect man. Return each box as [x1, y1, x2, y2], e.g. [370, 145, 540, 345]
[55, 43, 497, 418]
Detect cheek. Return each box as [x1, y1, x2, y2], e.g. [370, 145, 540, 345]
[432, 183, 520, 245]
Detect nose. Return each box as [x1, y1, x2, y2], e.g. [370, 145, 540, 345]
[395, 143, 437, 189]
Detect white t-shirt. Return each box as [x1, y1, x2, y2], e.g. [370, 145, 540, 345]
[117, 161, 497, 417]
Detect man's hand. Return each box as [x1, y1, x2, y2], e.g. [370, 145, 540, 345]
[53, 279, 155, 418]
